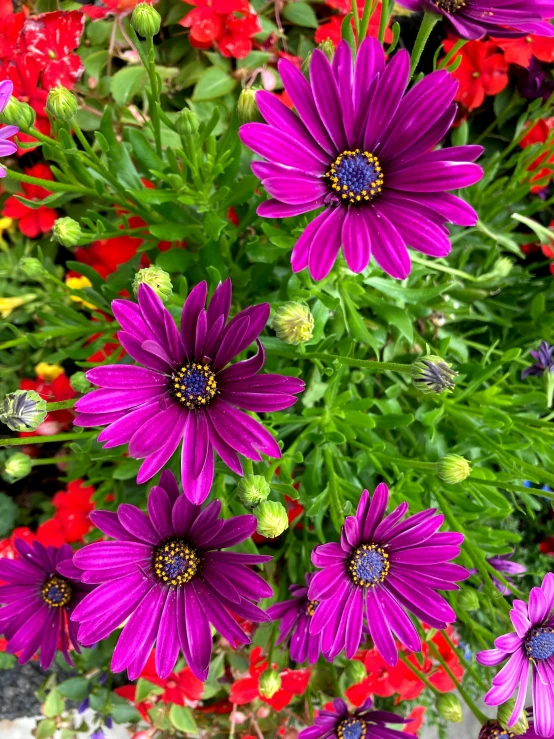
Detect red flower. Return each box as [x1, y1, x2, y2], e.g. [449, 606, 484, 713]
[0, 2, 26, 62]
[51, 479, 95, 543]
[82, 0, 149, 19]
[180, 0, 261, 59]
[230, 646, 310, 710]
[519, 117, 554, 193]
[443, 38, 509, 112]
[493, 35, 554, 68]
[2, 163, 58, 238]
[0, 521, 67, 560]
[540, 536, 554, 555]
[315, 1, 392, 46]
[18, 365, 76, 437]
[405, 706, 426, 736]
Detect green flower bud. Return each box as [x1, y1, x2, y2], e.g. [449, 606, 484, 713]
[46, 86, 78, 121]
[133, 265, 173, 303]
[411, 355, 457, 394]
[70, 372, 92, 394]
[274, 303, 314, 345]
[52, 217, 82, 248]
[317, 39, 335, 62]
[350, 371, 365, 384]
[237, 474, 270, 508]
[20, 257, 45, 279]
[0, 390, 47, 432]
[436, 693, 463, 723]
[458, 588, 479, 612]
[497, 699, 529, 735]
[131, 2, 162, 37]
[345, 659, 366, 685]
[176, 108, 200, 139]
[254, 501, 288, 539]
[0, 97, 35, 129]
[258, 669, 282, 699]
[237, 89, 261, 124]
[3, 452, 32, 482]
[493, 257, 513, 279]
[438, 454, 471, 485]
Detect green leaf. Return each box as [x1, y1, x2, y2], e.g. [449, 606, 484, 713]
[283, 1, 318, 27]
[113, 458, 141, 480]
[84, 50, 109, 79]
[43, 689, 65, 719]
[110, 66, 149, 106]
[36, 719, 57, 739]
[0, 494, 17, 538]
[136, 678, 165, 703]
[149, 223, 189, 241]
[57, 678, 90, 701]
[193, 67, 236, 101]
[169, 704, 198, 734]
[364, 277, 451, 304]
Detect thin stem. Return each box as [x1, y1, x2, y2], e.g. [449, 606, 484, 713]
[324, 449, 343, 533]
[31, 456, 73, 466]
[146, 36, 163, 157]
[377, 0, 390, 45]
[398, 653, 442, 696]
[443, 631, 488, 693]
[409, 12, 440, 80]
[372, 451, 438, 471]
[304, 352, 412, 374]
[351, 0, 361, 37]
[358, 0, 378, 44]
[0, 432, 96, 447]
[438, 38, 467, 69]
[45, 399, 78, 412]
[4, 168, 95, 196]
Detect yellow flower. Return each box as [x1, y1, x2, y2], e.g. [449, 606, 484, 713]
[0, 217, 13, 236]
[0, 294, 36, 318]
[65, 275, 96, 310]
[34, 362, 65, 382]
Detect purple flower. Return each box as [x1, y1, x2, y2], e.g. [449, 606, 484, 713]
[267, 573, 325, 665]
[0, 80, 18, 179]
[239, 39, 483, 281]
[522, 341, 554, 379]
[308, 483, 469, 665]
[396, 1, 554, 39]
[0, 541, 91, 669]
[477, 572, 554, 738]
[66, 470, 273, 682]
[479, 719, 540, 739]
[487, 553, 527, 596]
[298, 698, 408, 739]
[75, 280, 304, 501]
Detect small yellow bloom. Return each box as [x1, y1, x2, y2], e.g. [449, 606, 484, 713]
[0, 294, 35, 318]
[0, 217, 13, 236]
[35, 362, 65, 382]
[65, 275, 96, 310]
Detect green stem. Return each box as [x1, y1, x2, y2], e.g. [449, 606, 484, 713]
[45, 399, 78, 412]
[0, 432, 96, 447]
[377, 0, 390, 45]
[443, 631, 488, 693]
[372, 451, 438, 471]
[351, 0, 360, 37]
[146, 36, 163, 157]
[438, 38, 467, 69]
[324, 449, 343, 533]
[4, 168, 95, 196]
[304, 353, 412, 374]
[358, 0, 377, 43]
[398, 653, 442, 696]
[31, 456, 73, 466]
[409, 12, 440, 80]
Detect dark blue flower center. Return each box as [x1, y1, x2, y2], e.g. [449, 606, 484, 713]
[337, 719, 367, 739]
[434, 0, 465, 11]
[153, 539, 200, 586]
[525, 627, 554, 661]
[326, 150, 383, 205]
[348, 544, 390, 587]
[479, 722, 515, 739]
[306, 599, 319, 617]
[171, 362, 217, 410]
[41, 576, 72, 608]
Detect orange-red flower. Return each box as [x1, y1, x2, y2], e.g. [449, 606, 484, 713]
[493, 35, 554, 68]
[405, 706, 426, 736]
[180, 0, 261, 59]
[443, 38, 509, 112]
[51, 479, 95, 543]
[519, 116, 554, 193]
[2, 163, 57, 238]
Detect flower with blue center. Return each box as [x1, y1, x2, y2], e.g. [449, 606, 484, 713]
[307, 483, 469, 665]
[477, 572, 554, 738]
[479, 719, 540, 739]
[522, 341, 554, 379]
[298, 698, 408, 739]
[66, 471, 273, 682]
[0, 80, 18, 178]
[239, 38, 483, 281]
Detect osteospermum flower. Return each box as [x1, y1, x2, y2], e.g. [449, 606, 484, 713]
[67, 471, 273, 681]
[396, 1, 554, 40]
[267, 573, 325, 665]
[239, 38, 483, 281]
[477, 573, 554, 737]
[0, 80, 18, 178]
[308, 483, 469, 664]
[299, 698, 408, 739]
[522, 341, 554, 379]
[0, 541, 91, 669]
[75, 280, 304, 500]
[479, 719, 540, 739]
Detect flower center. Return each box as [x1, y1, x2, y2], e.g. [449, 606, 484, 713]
[525, 627, 554, 661]
[479, 723, 514, 739]
[327, 150, 383, 205]
[348, 544, 389, 587]
[153, 539, 200, 586]
[41, 576, 72, 608]
[434, 0, 466, 12]
[306, 600, 319, 617]
[171, 363, 217, 410]
[337, 719, 367, 739]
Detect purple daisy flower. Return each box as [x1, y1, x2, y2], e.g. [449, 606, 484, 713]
[522, 341, 554, 379]
[298, 698, 408, 739]
[74, 280, 304, 500]
[67, 470, 273, 682]
[239, 39, 483, 281]
[396, 1, 554, 39]
[0, 541, 91, 669]
[470, 552, 526, 596]
[308, 483, 469, 665]
[476, 572, 554, 738]
[267, 573, 325, 665]
[479, 718, 541, 739]
[0, 80, 18, 179]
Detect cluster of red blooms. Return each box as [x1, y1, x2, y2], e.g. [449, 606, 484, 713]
[180, 0, 261, 60]
[315, 0, 391, 47]
[0, 2, 84, 147]
[2, 163, 57, 238]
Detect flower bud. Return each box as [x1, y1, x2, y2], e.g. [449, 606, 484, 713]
[131, 2, 161, 37]
[176, 108, 200, 139]
[274, 303, 314, 345]
[493, 257, 513, 279]
[458, 588, 479, 612]
[52, 217, 82, 247]
[254, 501, 288, 539]
[237, 474, 270, 508]
[0, 97, 35, 128]
[317, 39, 335, 62]
[345, 659, 367, 685]
[411, 355, 457, 394]
[133, 265, 172, 303]
[3, 452, 32, 482]
[237, 89, 261, 124]
[46, 86, 78, 121]
[70, 372, 92, 394]
[0, 390, 47, 432]
[497, 699, 529, 735]
[438, 454, 471, 485]
[258, 669, 282, 699]
[20, 257, 45, 279]
[436, 694, 462, 723]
